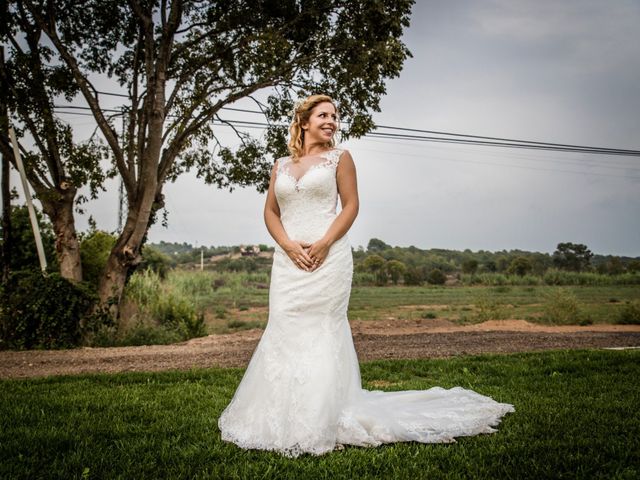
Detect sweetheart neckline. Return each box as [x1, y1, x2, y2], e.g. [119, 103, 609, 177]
[279, 148, 340, 185]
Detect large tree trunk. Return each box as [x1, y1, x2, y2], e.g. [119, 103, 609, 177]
[40, 186, 82, 282]
[96, 186, 163, 317]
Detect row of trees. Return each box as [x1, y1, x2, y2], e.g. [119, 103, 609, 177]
[353, 239, 640, 285]
[1, 0, 414, 318]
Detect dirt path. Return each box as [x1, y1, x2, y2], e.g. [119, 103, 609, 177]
[1, 319, 639, 379]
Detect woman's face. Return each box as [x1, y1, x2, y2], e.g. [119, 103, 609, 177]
[302, 101, 338, 144]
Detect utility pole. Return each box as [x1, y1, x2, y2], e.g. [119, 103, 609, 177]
[9, 126, 47, 273]
[1, 46, 11, 283]
[117, 108, 126, 232]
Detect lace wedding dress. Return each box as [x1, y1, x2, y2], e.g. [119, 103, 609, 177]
[218, 148, 514, 457]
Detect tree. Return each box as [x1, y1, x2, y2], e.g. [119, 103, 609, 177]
[385, 259, 406, 285]
[483, 260, 497, 273]
[3, 0, 414, 316]
[426, 268, 446, 285]
[461, 259, 478, 275]
[0, 14, 110, 282]
[363, 254, 387, 285]
[628, 260, 640, 273]
[552, 242, 593, 272]
[403, 266, 423, 285]
[507, 256, 532, 276]
[367, 238, 391, 253]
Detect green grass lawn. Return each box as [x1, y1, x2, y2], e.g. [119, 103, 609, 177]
[1, 349, 639, 479]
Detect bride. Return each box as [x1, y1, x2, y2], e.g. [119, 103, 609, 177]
[218, 94, 514, 457]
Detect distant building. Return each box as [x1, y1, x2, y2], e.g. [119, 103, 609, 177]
[240, 245, 261, 256]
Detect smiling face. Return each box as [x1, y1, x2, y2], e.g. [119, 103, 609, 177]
[301, 101, 338, 146]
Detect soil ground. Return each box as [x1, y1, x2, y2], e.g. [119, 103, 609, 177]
[2, 319, 639, 379]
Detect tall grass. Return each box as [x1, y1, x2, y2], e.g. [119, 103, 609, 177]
[458, 270, 640, 286]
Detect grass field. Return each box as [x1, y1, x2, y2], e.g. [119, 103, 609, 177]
[200, 282, 640, 333]
[1, 349, 638, 479]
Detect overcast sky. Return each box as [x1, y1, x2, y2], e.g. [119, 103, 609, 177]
[11, 0, 640, 256]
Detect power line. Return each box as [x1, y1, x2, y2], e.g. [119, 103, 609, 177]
[50, 103, 640, 157]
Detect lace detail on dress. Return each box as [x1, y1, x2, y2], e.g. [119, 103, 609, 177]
[272, 148, 346, 245]
[276, 148, 344, 192]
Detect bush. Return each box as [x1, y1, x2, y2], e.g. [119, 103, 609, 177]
[471, 293, 509, 323]
[507, 256, 533, 276]
[616, 301, 640, 325]
[541, 288, 582, 325]
[139, 245, 174, 279]
[0, 270, 97, 350]
[0, 205, 58, 272]
[151, 292, 207, 339]
[426, 268, 446, 285]
[80, 230, 117, 289]
[403, 267, 423, 286]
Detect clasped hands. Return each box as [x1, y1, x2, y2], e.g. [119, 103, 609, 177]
[284, 239, 330, 272]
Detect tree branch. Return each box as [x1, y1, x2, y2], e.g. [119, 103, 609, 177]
[22, 0, 131, 192]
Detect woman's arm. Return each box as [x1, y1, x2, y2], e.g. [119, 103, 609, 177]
[307, 150, 359, 268]
[264, 160, 314, 271]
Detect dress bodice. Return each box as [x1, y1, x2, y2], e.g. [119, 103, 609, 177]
[274, 148, 345, 244]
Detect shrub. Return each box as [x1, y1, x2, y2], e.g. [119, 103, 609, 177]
[426, 268, 446, 285]
[116, 321, 183, 347]
[616, 301, 640, 325]
[541, 288, 582, 325]
[139, 245, 174, 279]
[403, 267, 423, 286]
[353, 272, 375, 286]
[0, 270, 97, 350]
[0, 206, 58, 272]
[385, 260, 407, 285]
[507, 256, 533, 276]
[151, 292, 207, 338]
[80, 230, 117, 289]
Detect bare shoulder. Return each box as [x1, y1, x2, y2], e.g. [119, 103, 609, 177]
[336, 148, 356, 171]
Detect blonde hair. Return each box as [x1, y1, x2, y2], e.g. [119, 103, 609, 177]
[288, 94, 338, 161]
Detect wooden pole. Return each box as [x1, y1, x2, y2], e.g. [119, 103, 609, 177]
[8, 126, 47, 273]
[1, 46, 12, 282]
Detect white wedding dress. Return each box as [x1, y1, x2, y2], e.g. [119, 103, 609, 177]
[218, 147, 514, 457]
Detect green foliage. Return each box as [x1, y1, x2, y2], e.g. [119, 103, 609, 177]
[507, 256, 533, 276]
[426, 268, 446, 285]
[215, 256, 259, 273]
[470, 293, 509, 324]
[461, 259, 479, 274]
[367, 238, 392, 252]
[616, 300, 640, 325]
[543, 269, 640, 286]
[122, 270, 207, 344]
[151, 294, 206, 339]
[363, 254, 386, 272]
[0, 205, 57, 272]
[403, 266, 424, 286]
[79, 230, 116, 289]
[138, 245, 174, 280]
[385, 259, 406, 285]
[353, 272, 376, 286]
[0, 270, 96, 350]
[552, 242, 593, 272]
[541, 288, 582, 325]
